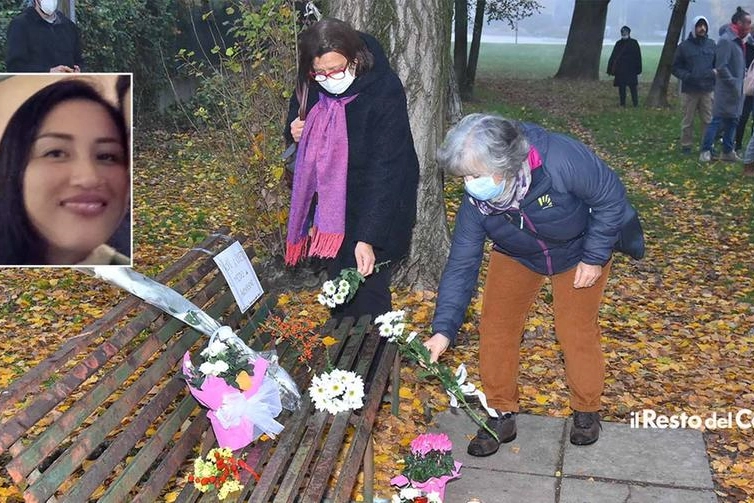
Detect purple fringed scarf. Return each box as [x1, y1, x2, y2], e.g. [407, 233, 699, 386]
[285, 93, 358, 265]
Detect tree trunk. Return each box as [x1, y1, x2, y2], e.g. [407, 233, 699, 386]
[554, 0, 610, 80]
[454, 0, 469, 98]
[464, 0, 486, 99]
[646, 0, 690, 107]
[329, 0, 453, 290]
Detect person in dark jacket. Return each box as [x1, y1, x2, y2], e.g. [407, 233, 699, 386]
[284, 18, 420, 321]
[5, 0, 83, 73]
[423, 114, 642, 456]
[671, 15, 716, 155]
[607, 26, 642, 107]
[700, 7, 751, 162]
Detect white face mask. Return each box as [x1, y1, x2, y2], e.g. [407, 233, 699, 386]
[318, 68, 356, 95]
[39, 0, 57, 15]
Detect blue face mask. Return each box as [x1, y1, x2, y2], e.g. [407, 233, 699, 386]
[464, 175, 506, 201]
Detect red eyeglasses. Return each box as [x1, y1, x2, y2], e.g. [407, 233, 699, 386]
[309, 66, 349, 82]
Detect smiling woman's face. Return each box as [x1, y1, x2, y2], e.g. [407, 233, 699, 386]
[23, 99, 128, 265]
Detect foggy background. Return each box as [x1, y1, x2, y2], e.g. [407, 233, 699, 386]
[483, 0, 754, 43]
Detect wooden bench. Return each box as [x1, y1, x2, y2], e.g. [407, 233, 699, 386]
[0, 230, 399, 502]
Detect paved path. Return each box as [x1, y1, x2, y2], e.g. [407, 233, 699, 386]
[431, 411, 718, 503]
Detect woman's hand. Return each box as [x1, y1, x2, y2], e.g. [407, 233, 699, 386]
[290, 118, 305, 142]
[354, 241, 375, 276]
[573, 262, 603, 289]
[423, 333, 450, 363]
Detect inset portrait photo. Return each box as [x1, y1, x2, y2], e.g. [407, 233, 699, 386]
[0, 73, 132, 266]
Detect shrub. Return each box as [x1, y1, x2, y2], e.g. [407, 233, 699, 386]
[176, 0, 298, 258]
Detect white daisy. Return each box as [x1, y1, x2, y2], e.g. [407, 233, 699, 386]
[322, 280, 336, 295]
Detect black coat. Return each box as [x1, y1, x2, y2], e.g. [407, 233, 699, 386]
[286, 33, 420, 268]
[607, 37, 642, 86]
[5, 7, 83, 72]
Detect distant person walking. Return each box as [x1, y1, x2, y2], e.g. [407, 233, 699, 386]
[699, 6, 751, 163]
[671, 16, 716, 155]
[607, 26, 642, 107]
[5, 0, 83, 73]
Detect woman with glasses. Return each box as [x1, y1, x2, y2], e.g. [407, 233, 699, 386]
[284, 18, 419, 321]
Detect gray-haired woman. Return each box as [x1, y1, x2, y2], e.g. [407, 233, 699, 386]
[423, 114, 643, 456]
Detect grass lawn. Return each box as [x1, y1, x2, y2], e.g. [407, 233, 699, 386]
[476, 42, 662, 82]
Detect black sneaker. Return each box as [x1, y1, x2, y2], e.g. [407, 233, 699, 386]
[467, 411, 517, 457]
[570, 411, 601, 445]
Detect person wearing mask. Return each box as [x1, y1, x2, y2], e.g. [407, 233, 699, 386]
[607, 26, 642, 107]
[671, 16, 716, 155]
[424, 114, 643, 456]
[699, 6, 751, 163]
[5, 0, 83, 73]
[284, 18, 420, 321]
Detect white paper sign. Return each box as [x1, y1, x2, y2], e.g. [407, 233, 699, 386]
[213, 241, 263, 313]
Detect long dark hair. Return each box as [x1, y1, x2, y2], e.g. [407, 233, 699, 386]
[0, 79, 128, 265]
[296, 17, 374, 89]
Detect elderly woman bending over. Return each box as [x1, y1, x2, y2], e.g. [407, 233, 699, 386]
[424, 114, 641, 456]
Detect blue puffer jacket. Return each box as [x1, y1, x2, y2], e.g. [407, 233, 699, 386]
[431, 122, 635, 344]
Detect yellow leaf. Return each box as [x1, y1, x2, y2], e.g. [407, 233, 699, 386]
[398, 387, 413, 399]
[322, 336, 338, 347]
[277, 293, 291, 306]
[534, 394, 549, 405]
[374, 454, 389, 464]
[399, 435, 413, 446]
[236, 370, 252, 391]
[165, 491, 179, 502]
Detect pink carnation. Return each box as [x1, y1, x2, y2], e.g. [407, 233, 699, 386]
[410, 432, 453, 457]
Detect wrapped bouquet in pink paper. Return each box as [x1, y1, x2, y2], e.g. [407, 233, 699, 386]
[182, 337, 284, 451]
[390, 433, 462, 502]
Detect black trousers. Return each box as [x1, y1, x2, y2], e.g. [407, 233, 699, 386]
[326, 252, 392, 323]
[618, 84, 638, 107]
[735, 95, 754, 150]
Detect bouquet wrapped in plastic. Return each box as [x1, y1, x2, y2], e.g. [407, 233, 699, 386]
[90, 267, 301, 449]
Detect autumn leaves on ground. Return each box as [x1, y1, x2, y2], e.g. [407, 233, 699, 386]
[1, 78, 753, 501]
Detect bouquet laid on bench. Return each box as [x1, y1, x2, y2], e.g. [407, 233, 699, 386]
[91, 267, 300, 450]
[182, 330, 284, 450]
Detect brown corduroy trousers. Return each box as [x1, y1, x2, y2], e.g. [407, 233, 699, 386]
[478, 251, 612, 413]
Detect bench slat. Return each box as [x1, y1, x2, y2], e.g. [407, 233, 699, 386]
[273, 316, 374, 502]
[7, 275, 232, 483]
[0, 262, 228, 457]
[302, 324, 383, 502]
[0, 231, 232, 414]
[331, 342, 397, 502]
[22, 293, 234, 502]
[247, 318, 354, 501]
